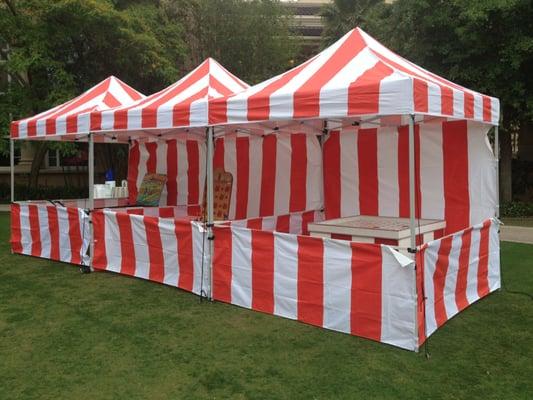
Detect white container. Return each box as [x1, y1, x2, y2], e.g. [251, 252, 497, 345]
[94, 184, 112, 199]
[112, 187, 128, 198]
[105, 180, 116, 188]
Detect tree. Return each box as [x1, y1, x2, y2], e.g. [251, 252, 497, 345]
[320, 0, 389, 48]
[0, 0, 301, 193]
[0, 0, 187, 188]
[383, 0, 533, 202]
[162, 0, 300, 84]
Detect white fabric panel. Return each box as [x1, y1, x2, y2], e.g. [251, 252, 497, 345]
[230, 227, 253, 308]
[159, 218, 179, 286]
[419, 122, 445, 220]
[104, 210, 122, 274]
[465, 226, 481, 305]
[36, 119, 46, 136]
[273, 232, 299, 320]
[380, 246, 417, 350]
[156, 141, 168, 205]
[274, 134, 292, 216]
[57, 207, 73, 263]
[223, 135, 238, 219]
[473, 93, 483, 121]
[443, 234, 462, 319]
[488, 221, 501, 292]
[305, 135, 324, 214]
[491, 98, 500, 125]
[378, 73, 413, 115]
[377, 127, 399, 217]
[176, 142, 190, 205]
[35, 206, 49, 259]
[130, 214, 149, 280]
[322, 239, 352, 333]
[136, 142, 150, 196]
[467, 122, 498, 225]
[19, 205, 32, 255]
[247, 136, 263, 218]
[452, 89, 465, 119]
[427, 82, 442, 116]
[340, 128, 359, 216]
[423, 240, 439, 337]
[191, 221, 209, 296]
[189, 97, 209, 127]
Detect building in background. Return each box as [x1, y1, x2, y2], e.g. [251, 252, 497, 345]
[283, 0, 330, 61]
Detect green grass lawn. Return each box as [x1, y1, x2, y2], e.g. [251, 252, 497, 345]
[0, 213, 531, 400]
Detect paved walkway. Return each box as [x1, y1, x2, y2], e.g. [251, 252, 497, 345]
[500, 225, 533, 245]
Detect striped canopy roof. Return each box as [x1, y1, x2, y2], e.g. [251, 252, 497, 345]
[210, 27, 500, 127]
[11, 76, 144, 139]
[92, 58, 249, 135]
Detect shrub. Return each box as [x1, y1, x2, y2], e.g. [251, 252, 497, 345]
[0, 183, 87, 203]
[500, 201, 533, 218]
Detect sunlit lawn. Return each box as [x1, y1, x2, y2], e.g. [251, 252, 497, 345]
[0, 212, 531, 399]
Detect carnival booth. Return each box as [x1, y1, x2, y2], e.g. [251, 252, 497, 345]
[10, 76, 144, 266]
[10, 30, 501, 351]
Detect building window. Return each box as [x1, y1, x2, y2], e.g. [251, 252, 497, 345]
[46, 146, 88, 169]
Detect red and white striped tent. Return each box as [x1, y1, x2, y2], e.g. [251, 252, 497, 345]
[115, 58, 251, 207]
[10, 28, 502, 351]
[10, 76, 144, 140]
[92, 57, 249, 138]
[210, 27, 499, 127]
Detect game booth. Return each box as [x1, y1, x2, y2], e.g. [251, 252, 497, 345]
[10, 28, 500, 351]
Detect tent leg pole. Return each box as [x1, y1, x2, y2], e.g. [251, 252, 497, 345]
[10, 139, 15, 203]
[408, 114, 419, 351]
[408, 114, 416, 252]
[206, 126, 215, 300]
[87, 133, 95, 272]
[88, 133, 95, 210]
[494, 125, 500, 218]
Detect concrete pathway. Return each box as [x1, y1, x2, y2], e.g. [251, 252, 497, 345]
[500, 225, 533, 245]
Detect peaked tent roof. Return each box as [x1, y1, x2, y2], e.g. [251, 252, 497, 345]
[93, 58, 249, 134]
[11, 76, 145, 139]
[210, 27, 500, 127]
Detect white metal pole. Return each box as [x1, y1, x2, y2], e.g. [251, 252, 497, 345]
[10, 139, 15, 203]
[206, 126, 215, 300]
[88, 133, 94, 210]
[408, 114, 417, 253]
[408, 114, 420, 351]
[494, 125, 500, 218]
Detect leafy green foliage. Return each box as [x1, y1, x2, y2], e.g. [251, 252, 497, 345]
[321, 0, 389, 48]
[0, 182, 87, 203]
[0, 0, 299, 189]
[162, 0, 299, 84]
[383, 0, 533, 126]
[500, 201, 533, 217]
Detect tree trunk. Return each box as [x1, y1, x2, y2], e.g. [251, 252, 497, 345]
[28, 142, 48, 189]
[500, 125, 513, 202]
[518, 120, 533, 161]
